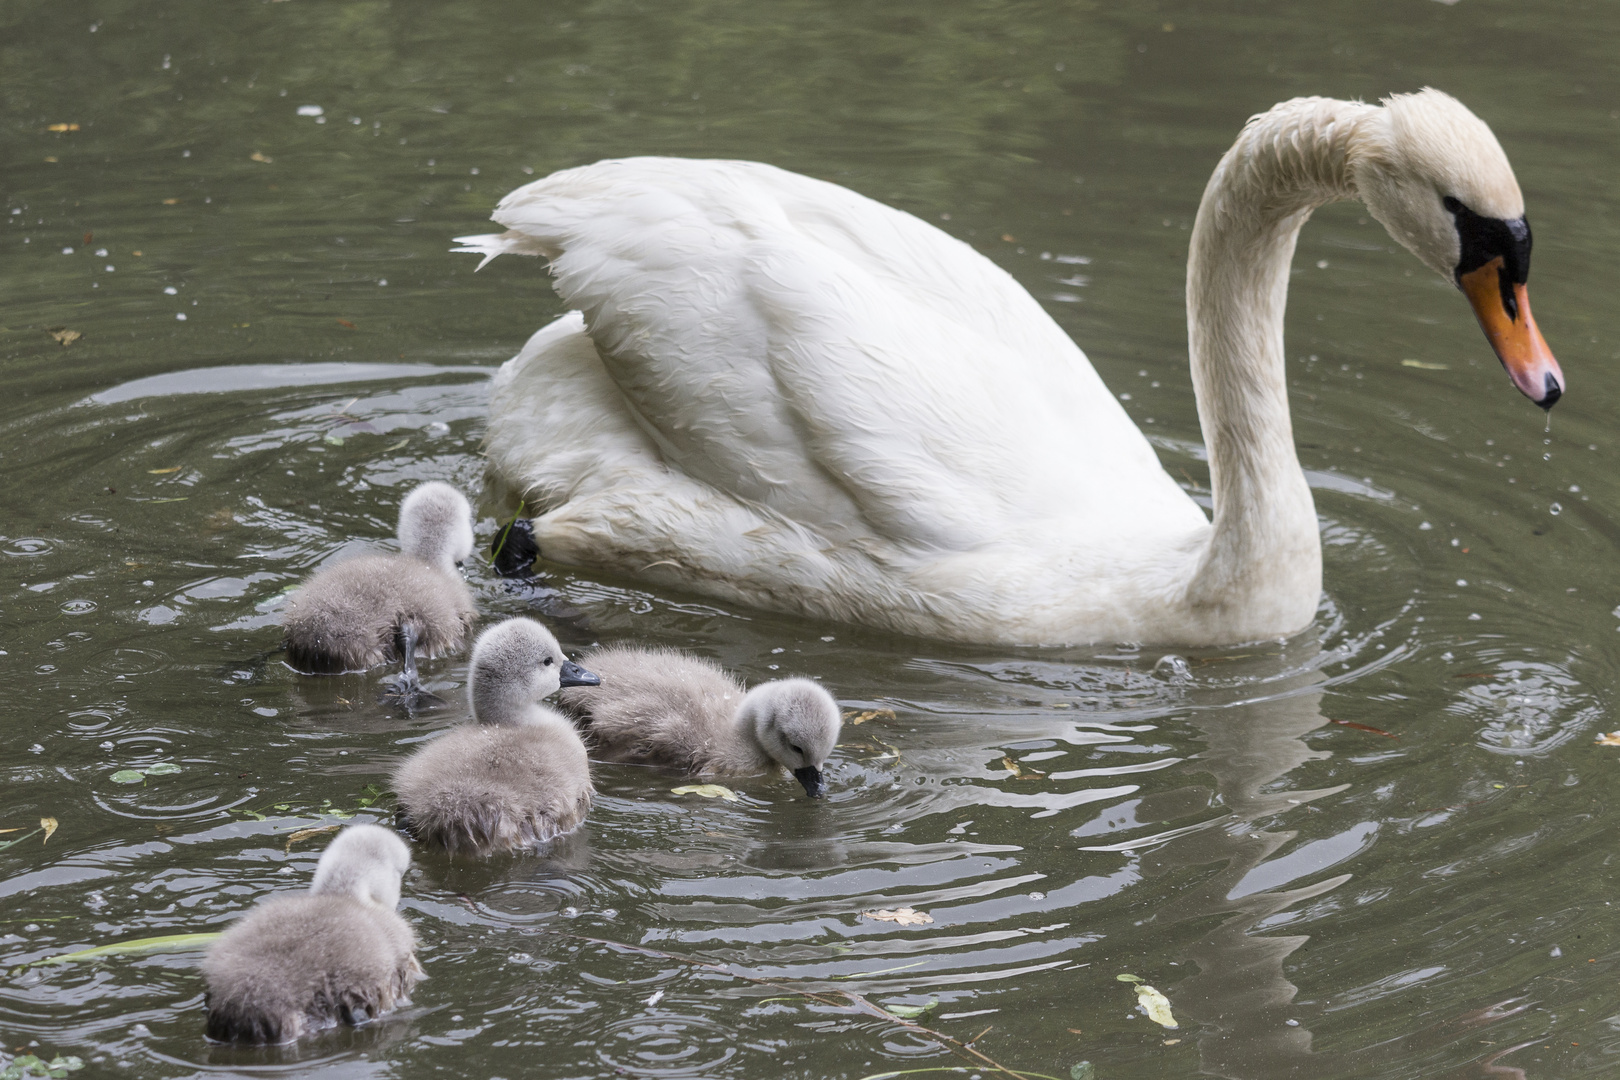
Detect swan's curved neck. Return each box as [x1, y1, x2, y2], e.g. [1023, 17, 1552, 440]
[1184, 98, 1379, 636]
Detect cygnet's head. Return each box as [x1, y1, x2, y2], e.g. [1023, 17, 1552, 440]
[740, 678, 842, 798]
[1352, 88, 1561, 407]
[398, 482, 475, 574]
[470, 617, 600, 726]
[308, 823, 412, 909]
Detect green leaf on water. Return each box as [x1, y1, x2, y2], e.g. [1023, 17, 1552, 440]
[672, 784, 740, 802]
[885, 999, 939, 1019]
[323, 433, 346, 445]
[143, 763, 181, 776]
[1070, 1063, 1095, 1080]
[1115, 973, 1143, 984]
[109, 770, 145, 784]
[32, 932, 222, 966]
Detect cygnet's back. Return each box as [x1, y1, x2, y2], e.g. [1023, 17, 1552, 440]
[556, 646, 842, 796]
[393, 617, 600, 855]
[202, 824, 420, 1044]
[283, 482, 477, 674]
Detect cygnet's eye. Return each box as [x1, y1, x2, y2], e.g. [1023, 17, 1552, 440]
[542, 656, 555, 666]
[789, 744, 805, 759]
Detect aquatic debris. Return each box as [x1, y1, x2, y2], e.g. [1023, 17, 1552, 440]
[249, 151, 272, 163]
[46, 123, 80, 133]
[147, 466, 182, 474]
[336, 319, 356, 329]
[1, 1053, 83, 1078]
[884, 998, 939, 1019]
[1329, 718, 1398, 738]
[0, 818, 59, 851]
[672, 784, 739, 802]
[1596, 731, 1620, 747]
[31, 932, 222, 966]
[861, 907, 933, 926]
[40, 818, 57, 844]
[1117, 973, 1177, 1028]
[1070, 1064, 1095, 1080]
[45, 328, 80, 346]
[844, 708, 895, 726]
[1001, 756, 1046, 780]
[284, 823, 342, 852]
[1400, 359, 1449, 370]
[109, 763, 181, 785]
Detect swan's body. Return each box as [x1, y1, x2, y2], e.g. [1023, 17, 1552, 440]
[555, 647, 842, 797]
[283, 482, 477, 676]
[202, 824, 420, 1044]
[393, 617, 599, 855]
[462, 91, 1561, 646]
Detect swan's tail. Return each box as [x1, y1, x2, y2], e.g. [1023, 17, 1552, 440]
[450, 230, 553, 270]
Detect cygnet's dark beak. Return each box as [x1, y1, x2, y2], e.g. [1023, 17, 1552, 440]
[793, 765, 826, 799]
[558, 660, 600, 688]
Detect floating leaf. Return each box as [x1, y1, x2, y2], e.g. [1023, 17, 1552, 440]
[1001, 755, 1046, 780]
[861, 907, 933, 926]
[39, 818, 57, 844]
[843, 708, 895, 726]
[109, 770, 145, 784]
[1329, 718, 1398, 738]
[1596, 731, 1620, 747]
[1400, 359, 1449, 370]
[284, 823, 342, 852]
[143, 763, 181, 776]
[32, 932, 222, 966]
[46, 328, 81, 346]
[336, 319, 356, 329]
[885, 999, 938, 1019]
[161, 198, 180, 205]
[47, 123, 81, 132]
[671, 784, 739, 802]
[249, 151, 273, 163]
[1117, 975, 1177, 1028]
[1070, 1064, 1095, 1080]
[147, 466, 182, 474]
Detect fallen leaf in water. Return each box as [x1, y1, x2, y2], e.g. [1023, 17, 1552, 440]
[147, 466, 182, 474]
[43, 156, 58, 163]
[284, 823, 343, 852]
[162, 198, 180, 205]
[885, 999, 939, 1019]
[32, 932, 223, 966]
[1596, 732, 1620, 747]
[48, 123, 80, 132]
[1001, 755, 1046, 779]
[144, 763, 181, 776]
[843, 708, 895, 725]
[1117, 973, 1178, 1028]
[1001, 233, 1017, 242]
[131, 250, 142, 256]
[109, 770, 145, 785]
[671, 784, 739, 802]
[249, 151, 272, 163]
[0, 829, 20, 835]
[1401, 359, 1449, 370]
[1070, 1063, 1096, 1080]
[46, 328, 81, 346]
[1329, 718, 1398, 739]
[861, 907, 933, 926]
[40, 818, 57, 844]
[336, 319, 356, 329]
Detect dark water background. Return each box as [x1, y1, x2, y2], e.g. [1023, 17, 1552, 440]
[3, 1, 1619, 1077]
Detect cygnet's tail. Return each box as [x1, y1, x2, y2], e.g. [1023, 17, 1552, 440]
[398, 788, 569, 856]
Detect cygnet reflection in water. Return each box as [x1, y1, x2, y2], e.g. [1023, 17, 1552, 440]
[555, 646, 842, 798]
[281, 481, 477, 706]
[202, 824, 421, 1044]
[393, 617, 601, 856]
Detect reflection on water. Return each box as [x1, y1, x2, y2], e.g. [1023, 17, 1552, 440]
[5, 0, 1620, 1077]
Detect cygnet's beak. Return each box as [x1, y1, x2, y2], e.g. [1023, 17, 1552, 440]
[558, 660, 600, 688]
[793, 765, 826, 799]
[1459, 258, 1563, 409]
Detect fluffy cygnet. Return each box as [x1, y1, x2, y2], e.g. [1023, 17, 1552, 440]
[282, 481, 477, 696]
[393, 617, 600, 855]
[555, 647, 842, 797]
[202, 824, 421, 1044]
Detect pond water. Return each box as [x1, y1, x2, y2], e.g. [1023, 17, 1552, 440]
[3, 1, 1619, 1077]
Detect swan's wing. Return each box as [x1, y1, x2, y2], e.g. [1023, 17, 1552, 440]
[473, 158, 1201, 551]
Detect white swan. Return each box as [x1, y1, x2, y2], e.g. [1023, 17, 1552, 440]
[458, 90, 1562, 646]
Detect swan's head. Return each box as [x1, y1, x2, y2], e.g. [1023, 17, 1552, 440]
[398, 481, 476, 575]
[740, 678, 842, 798]
[308, 823, 412, 909]
[470, 616, 600, 726]
[1353, 88, 1562, 408]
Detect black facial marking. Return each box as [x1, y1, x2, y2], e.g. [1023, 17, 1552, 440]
[1444, 195, 1532, 321]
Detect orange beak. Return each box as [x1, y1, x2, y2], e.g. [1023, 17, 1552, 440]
[1458, 257, 1563, 408]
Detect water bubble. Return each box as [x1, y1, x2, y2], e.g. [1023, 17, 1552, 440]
[1550, 502, 1562, 516]
[1152, 654, 1191, 682]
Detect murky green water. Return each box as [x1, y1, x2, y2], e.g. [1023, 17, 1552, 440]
[4, 1, 1620, 1077]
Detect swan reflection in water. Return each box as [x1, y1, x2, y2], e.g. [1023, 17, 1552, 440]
[1123, 641, 1533, 1079]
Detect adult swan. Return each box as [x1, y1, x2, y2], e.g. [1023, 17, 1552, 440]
[458, 91, 1563, 647]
